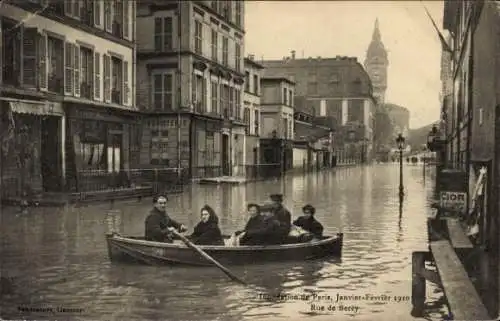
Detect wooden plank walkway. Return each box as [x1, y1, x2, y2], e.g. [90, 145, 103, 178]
[430, 240, 490, 320]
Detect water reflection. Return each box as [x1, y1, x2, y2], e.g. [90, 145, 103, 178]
[0, 164, 448, 320]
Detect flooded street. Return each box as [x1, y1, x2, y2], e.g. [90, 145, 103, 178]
[1, 164, 449, 321]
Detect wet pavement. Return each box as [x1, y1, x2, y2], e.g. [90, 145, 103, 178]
[0, 163, 449, 321]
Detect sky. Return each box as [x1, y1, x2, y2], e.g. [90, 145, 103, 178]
[244, 1, 445, 129]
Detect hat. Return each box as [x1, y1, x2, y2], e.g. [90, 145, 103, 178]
[270, 194, 283, 202]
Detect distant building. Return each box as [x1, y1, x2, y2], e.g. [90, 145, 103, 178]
[364, 18, 389, 105]
[259, 77, 295, 171]
[383, 103, 410, 141]
[243, 57, 264, 168]
[261, 55, 376, 164]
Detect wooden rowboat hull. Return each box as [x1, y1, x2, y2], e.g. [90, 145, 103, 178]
[106, 233, 343, 266]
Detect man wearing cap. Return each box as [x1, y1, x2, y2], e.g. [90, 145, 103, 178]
[269, 194, 292, 243]
[145, 195, 187, 242]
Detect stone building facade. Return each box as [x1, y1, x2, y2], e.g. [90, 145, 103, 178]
[136, 1, 246, 179]
[1, 0, 138, 197]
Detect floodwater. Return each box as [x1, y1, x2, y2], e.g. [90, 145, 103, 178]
[1, 163, 449, 321]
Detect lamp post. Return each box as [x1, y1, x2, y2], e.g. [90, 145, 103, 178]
[396, 134, 405, 198]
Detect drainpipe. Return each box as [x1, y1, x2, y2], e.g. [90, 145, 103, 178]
[177, 0, 182, 180]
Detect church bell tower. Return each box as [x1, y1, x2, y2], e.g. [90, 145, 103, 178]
[364, 19, 389, 105]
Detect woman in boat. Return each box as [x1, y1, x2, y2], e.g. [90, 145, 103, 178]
[293, 204, 324, 238]
[189, 205, 224, 246]
[236, 203, 281, 245]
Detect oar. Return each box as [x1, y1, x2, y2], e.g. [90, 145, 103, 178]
[170, 229, 247, 286]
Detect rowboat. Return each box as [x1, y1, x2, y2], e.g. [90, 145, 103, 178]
[105, 233, 343, 266]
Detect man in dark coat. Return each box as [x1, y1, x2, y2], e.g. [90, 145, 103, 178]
[269, 194, 292, 243]
[145, 195, 187, 242]
[237, 204, 280, 245]
[293, 204, 324, 238]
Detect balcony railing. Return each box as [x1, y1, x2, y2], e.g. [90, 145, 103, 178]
[111, 89, 122, 104]
[48, 75, 64, 94]
[80, 82, 92, 99]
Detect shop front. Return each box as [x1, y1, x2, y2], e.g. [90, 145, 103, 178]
[1, 98, 64, 199]
[64, 104, 142, 192]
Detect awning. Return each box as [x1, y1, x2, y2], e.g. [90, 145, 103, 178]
[2, 98, 64, 116]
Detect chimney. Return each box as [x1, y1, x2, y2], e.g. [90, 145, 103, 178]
[248, 54, 255, 60]
[291, 50, 296, 59]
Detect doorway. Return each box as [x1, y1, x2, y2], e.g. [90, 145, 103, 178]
[41, 116, 62, 192]
[222, 133, 230, 176]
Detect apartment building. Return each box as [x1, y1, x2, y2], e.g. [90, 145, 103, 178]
[243, 56, 264, 168]
[136, 0, 246, 179]
[0, 0, 137, 197]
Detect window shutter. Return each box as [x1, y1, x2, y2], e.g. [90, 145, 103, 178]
[94, 0, 102, 27]
[38, 32, 48, 91]
[73, 44, 80, 97]
[94, 52, 100, 100]
[105, 1, 112, 33]
[22, 27, 38, 88]
[122, 60, 129, 105]
[64, 0, 71, 16]
[103, 54, 111, 103]
[123, 0, 129, 39]
[64, 42, 73, 95]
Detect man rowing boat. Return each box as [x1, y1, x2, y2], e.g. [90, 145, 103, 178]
[145, 196, 187, 243]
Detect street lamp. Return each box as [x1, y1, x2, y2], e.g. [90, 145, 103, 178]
[396, 133, 405, 198]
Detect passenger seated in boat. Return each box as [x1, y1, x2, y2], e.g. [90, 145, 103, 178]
[145, 196, 187, 243]
[234, 203, 279, 246]
[269, 194, 292, 243]
[293, 204, 324, 238]
[188, 205, 224, 246]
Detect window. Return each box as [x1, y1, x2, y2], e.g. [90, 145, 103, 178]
[245, 71, 250, 92]
[21, 28, 39, 88]
[43, 35, 64, 93]
[104, 0, 112, 32]
[235, 43, 241, 72]
[319, 99, 326, 116]
[79, 120, 106, 171]
[283, 118, 288, 139]
[211, 80, 218, 114]
[253, 75, 259, 94]
[254, 110, 259, 135]
[243, 107, 250, 134]
[103, 54, 111, 102]
[94, 52, 101, 100]
[80, 47, 94, 99]
[229, 87, 234, 118]
[235, 1, 242, 26]
[64, 0, 82, 20]
[211, 30, 218, 61]
[112, 0, 123, 38]
[211, 1, 218, 11]
[234, 89, 241, 120]
[111, 56, 122, 104]
[192, 73, 205, 113]
[221, 84, 229, 118]
[155, 17, 173, 52]
[289, 89, 293, 107]
[283, 87, 287, 105]
[123, 0, 129, 39]
[2, 19, 21, 86]
[222, 2, 231, 20]
[194, 20, 202, 54]
[94, 0, 101, 27]
[65, 42, 75, 95]
[222, 37, 228, 66]
[153, 73, 174, 111]
[80, 0, 93, 26]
